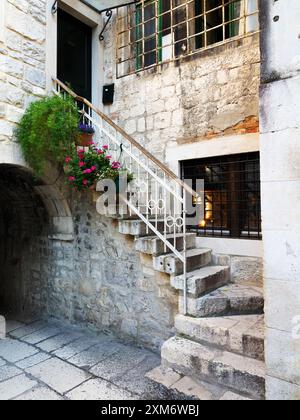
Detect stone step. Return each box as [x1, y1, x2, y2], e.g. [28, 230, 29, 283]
[153, 248, 212, 276]
[175, 314, 264, 361]
[119, 219, 169, 236]
[146, 366, 254, 400]
[179, 284, 264, 317]
[135, 233, 196, 256]
[171, 266, 230, 297]
[161, 336, 265, 399]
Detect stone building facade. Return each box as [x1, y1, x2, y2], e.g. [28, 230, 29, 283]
[260, 0, 300, 400]
[0, 0, 299, 399]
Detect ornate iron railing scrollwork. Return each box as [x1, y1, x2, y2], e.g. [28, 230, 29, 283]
[99, 10, 113, 42]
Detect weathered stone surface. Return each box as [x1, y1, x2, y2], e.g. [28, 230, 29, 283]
[171, 266, 230, 297]
[220, 392, 252, 401]
[68, 340, 120, 370]
[153, 248, 212, 275]
[175, 314, 265, 361]
[179, 284, 264, 317]
[14, 386, 64, 400]
[162, 336, 265, 399]
[0, 365, 22, 382]
[10, 320, 47, 339]
[171, 376, 214, 400]
[135, 233, 196, 256]
[90, 345, 148, 380]
[146, 366, 181, 388]
[26, 358, 91, 394]
[16, 352, 51, 369]
[66, 378, 134, 400]
[0, 374, 37, 400]
[22, 326, 62, 345]
[0, 339, 38, 362]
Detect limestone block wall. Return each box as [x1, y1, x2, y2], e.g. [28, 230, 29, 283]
[104, 16, 260, 162]
[260, 0, 300, 400]
[0, 0, 47, 144]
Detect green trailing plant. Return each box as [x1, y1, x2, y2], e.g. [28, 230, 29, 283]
[15, 94, 79, 176]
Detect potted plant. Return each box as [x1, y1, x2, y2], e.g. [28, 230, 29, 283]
[77, 123, 95, 147]
[64, 143, 133, 193]
[15, 94, 79, 176]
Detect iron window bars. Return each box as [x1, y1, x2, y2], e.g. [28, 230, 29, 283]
[181, 152, 262, 239]
[116, 0, 259, 78]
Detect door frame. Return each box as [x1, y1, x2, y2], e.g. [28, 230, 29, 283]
[46, 0, 103, 107]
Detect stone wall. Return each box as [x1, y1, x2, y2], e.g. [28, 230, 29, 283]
[0, 168, 178, 351]
[104, 15, 260, 161]
[260, 0, 300, 400]
[0, 0, 47, 143]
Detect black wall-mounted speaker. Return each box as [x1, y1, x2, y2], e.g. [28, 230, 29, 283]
[102, 84, 115, 105]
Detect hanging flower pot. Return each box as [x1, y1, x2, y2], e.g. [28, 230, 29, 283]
[76, 124, 95, 147]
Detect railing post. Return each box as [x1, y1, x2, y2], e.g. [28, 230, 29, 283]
[183, 188, 187, 316]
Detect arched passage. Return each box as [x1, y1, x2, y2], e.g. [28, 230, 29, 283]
[0, 164, 74, 317]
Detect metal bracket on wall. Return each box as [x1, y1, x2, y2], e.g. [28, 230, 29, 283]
[99, 10, 113, 42]
[51, 0, 58, 14]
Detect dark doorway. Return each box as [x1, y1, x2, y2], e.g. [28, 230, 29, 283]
[57, 9, 92, 101]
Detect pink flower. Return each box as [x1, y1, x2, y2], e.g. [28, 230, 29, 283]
[91, 166, 97, 171]
[79, 162, 85, 167]
[105, 155, 112, 160]
[102, 145, 108, 150]
[97, 150, 104, 155]
[83, 169, 92, 174]
[68, 176, 75, 182]
[82, 179, 88, 186]
[65, 156, 71, 163]
[112, 161, 121, 169]
[77, 149, 85, 155]
[88, 141, 94, 145]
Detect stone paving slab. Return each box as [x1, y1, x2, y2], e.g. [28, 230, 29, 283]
[14, 386, 64, 400]
[16, 352, 51, 369]
[5, 320, 26, 334]
[36, 331, 83, 353]
[113, 353, 162, 398]
[22, 326, 63, 345]
[0, 374, 37, 400]
[68, 339, 121, 370]
[10, 320, 47, 339]
[66, 378, 135, 400]
[52, 336, 100, 360]
[1, 318, 163, 400]
[0, 339, 38, 363]
[90, 345, 149, 380]
[26, 357, 92, 395]
[0, 365, 22, 382]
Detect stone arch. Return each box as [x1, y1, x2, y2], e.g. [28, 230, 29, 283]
[0, 158, 74, 316]
[0, 143, 74, 239]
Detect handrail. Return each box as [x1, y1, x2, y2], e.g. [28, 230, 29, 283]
[52, 77, 198, 199]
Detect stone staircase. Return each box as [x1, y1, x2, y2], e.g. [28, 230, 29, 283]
[113, 215, 265, 400]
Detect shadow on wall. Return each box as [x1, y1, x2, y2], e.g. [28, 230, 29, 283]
[0, 164, 73, 318]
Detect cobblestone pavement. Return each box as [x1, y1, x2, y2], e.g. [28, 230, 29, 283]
[0, 317, 164, 400]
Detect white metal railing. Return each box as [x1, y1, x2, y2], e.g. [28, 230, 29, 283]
[53, 78, 199, 314]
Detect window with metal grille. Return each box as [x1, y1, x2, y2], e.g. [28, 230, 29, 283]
[181, 152, 262, 239]
[116, 0, 259, 77]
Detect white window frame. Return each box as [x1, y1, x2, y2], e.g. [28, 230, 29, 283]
[0, 0, 6, 43]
